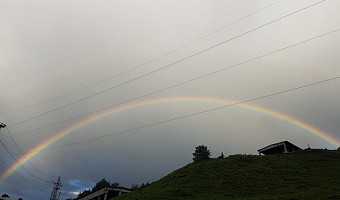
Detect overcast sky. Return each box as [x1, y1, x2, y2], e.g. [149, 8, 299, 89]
[0, 0, 339, 199]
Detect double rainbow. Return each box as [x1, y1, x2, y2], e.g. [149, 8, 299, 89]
[1, 96, 339, 181]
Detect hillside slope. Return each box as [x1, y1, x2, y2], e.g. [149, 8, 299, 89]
[114, 149, 340, 200]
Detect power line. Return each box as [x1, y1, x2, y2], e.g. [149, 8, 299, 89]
[0, 158, 50, 193]
[4, 76, 339, 156]
[4, 27, 339, 139]
[0, 0, 284, 115]
[9, 0, 325, 127]
[0, 139, 52, 183]
[0, 123, 53, 182]
[5, 126, 57, 178]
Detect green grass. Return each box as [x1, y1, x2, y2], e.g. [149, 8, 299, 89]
[113, 149, 340, 200]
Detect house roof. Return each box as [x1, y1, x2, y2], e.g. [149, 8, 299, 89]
[76, 186, 131, 200]
[258, 141, 302, 154]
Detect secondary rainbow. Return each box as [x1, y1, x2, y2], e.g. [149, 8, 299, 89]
[1, 96, 339, 181]
[3, 68, 80, 113]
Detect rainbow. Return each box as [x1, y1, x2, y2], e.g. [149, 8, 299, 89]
[1, 96, 339, 181]
[2, 67, 80, 112]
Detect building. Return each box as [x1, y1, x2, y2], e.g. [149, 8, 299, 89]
[258, 141, 302, 155]
[77, 187, 131, 200]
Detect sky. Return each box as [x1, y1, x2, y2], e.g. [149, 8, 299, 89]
[0, 0, 339, 199]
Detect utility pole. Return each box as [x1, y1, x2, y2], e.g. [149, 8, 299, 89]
[50, 177, 62, 200]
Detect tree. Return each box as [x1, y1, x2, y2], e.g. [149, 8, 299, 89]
[1, 194, 9, 197]
[130, 184, 139, 191]
[92, 178, 111, 192]
[77, 190, 91, 199]
[193, 145, 211, 162]
[77, 178, 120, 198]
[111, 182, 119, 187]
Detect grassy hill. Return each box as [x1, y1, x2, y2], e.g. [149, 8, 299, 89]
[113, 149, 340, 200]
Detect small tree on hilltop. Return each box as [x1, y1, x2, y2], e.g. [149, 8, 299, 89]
[193, 145, 211, 162]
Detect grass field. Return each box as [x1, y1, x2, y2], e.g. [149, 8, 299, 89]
[113, 149, 340, 200]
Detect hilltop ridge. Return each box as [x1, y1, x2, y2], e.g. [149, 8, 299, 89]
[114, 149, 340, 200]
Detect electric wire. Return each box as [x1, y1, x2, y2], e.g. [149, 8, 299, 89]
[0, 0, 49, 195]
[3, 27, 338, 139]
[0, 0, 284, 115]
[5, 126, 57, 177]
[8, 0, 325, 127]
[59, 192, 76, 199]
[13, 76, 340, 155]
[0, 139, 52, 183]
[0, 158, 49, 193]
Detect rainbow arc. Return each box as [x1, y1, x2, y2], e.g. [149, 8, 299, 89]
[1, 96, 338, 181]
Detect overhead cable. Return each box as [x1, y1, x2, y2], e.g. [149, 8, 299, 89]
[5, 126, 57, 178]
[0, 0, 284, 115]
[9, 0, 325, 127]
[4, 76, 338, 156]
[0, 158, 49, 192]
[3, 27, 338, 139]
[0, 139, 52, 183]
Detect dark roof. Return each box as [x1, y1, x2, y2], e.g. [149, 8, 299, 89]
[258, 141, 302, 155]
[76, 186, 131, 200]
